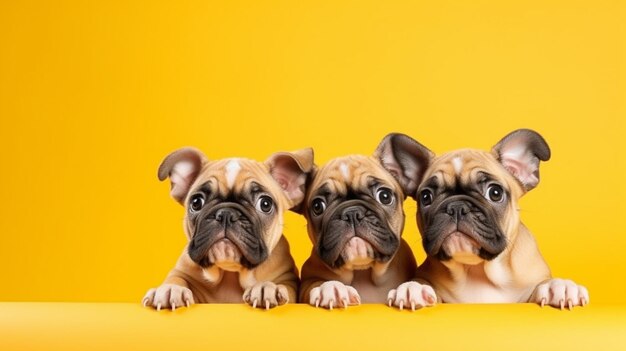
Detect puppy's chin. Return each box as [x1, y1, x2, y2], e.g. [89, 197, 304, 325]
[441, 232, 483, 265]
[207, 239, 244, 271]
[339, 237, 376, 270]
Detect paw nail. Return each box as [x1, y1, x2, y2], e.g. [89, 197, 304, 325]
[252, 299, 258, 309]
[399, 301, 404, 311]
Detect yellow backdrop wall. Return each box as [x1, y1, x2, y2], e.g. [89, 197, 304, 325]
[0, 0, 624, 304]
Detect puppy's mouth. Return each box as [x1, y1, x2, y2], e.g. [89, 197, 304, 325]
[318, 201, 400, 269]
[427, 223, 505, 263]
[338, 237, 376, 269]
[205, 238, 243, 271]
[188, 204, 268, 269]
[439, 230, 483, 264]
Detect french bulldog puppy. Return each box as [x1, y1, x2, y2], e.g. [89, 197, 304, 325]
[387, 130, 589, 310]
[143, 147, 314, 310]
[298, 136, 432, 309]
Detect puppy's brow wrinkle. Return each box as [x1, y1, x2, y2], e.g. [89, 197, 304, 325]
[422, 176, 439, 190]
[249, 181, 267, 196]
[197, 182, 212, 194]
[367, 176, 383, 188]
[314, 183, 336, 199]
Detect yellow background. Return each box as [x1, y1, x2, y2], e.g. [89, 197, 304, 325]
[0, 0, 624, 305]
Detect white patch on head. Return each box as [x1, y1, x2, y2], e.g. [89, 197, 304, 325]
[225, 159, 242, 188]
[340, 163, 350, 181]
[452, 157, 463, 175]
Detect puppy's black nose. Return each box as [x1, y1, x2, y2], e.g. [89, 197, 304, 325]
[215, 208, 240, 225]
[446, 201, 470, 221]
[342, 207, 366, 223]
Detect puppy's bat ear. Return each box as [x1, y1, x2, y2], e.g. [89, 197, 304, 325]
[265, 148, 315, 211]
[158, 147, 208, 204]
[491, 129, 551, 191]
[375, 133, 434, 198]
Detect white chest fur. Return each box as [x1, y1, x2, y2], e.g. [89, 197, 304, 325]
[441, 260, 530, 303]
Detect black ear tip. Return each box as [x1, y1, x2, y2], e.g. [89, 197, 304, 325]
[157, 147, 206, 182]
[385, 132, 415, 143]
[157, 168, 168, 181]
[157, 156, 172, 181]
[520, 129, 551, 161]
[381, 132, 432, 151]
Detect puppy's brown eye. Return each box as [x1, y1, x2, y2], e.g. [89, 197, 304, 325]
[189, 194, 205, 213]
[419, 189, 433, 207]
[487, 184, 504, 202]
[256, 196, 274, 213]
[376, 188, 394, 205]
[311, 198, 326, 216]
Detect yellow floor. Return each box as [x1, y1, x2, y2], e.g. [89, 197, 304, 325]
[0, 303, 624, 351]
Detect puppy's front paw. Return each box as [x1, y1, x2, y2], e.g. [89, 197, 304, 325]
[309, 281, 361, 310]
[387, 281, 437, 311]
[142, 284, 195, 311]
[243, 282, 289, 310]
[532, 278, 589, 310]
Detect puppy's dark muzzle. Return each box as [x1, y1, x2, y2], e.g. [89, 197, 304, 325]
[318, 200, 399, 269]
[423, 195, 506, 260]
[188, 203, 268, 269]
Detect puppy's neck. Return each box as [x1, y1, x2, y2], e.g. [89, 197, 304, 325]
[201, 265, 257, 288]
[334, 261, 393, 286]
[442, 256, 512, 289]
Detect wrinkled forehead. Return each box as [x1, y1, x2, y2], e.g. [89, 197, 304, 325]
[190, 158, 281, 197]
[308, 155, 398, 197]
[422, 149, 514, 188]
